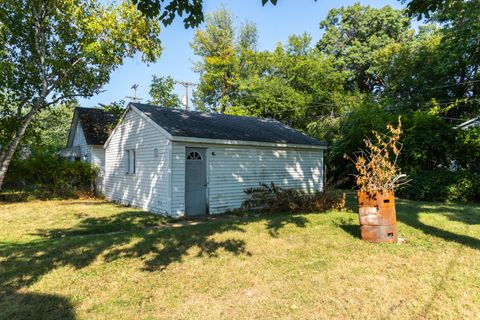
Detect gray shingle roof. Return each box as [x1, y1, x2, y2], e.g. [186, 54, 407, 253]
[131, 103, 326, 147]
[76, 107, 119, 145]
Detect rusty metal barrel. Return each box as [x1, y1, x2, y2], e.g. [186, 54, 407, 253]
[357, 190, 398, 243]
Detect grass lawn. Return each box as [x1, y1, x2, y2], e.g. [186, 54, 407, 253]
[0, 196, 479, 319]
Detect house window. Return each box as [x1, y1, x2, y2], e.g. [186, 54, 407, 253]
[186, 151, 202, 160]
[154, 148, 159, 158]
[126, 149, 136, 174]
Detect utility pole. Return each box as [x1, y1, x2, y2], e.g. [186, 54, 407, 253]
[126, 84, 143, 102]
[175, 81, 197, 111]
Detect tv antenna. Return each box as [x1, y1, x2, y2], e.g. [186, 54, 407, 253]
[126, 84, 143, 102]
[175, 81, 197, 111]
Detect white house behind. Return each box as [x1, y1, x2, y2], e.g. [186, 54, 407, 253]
[60, 107, 118, 192]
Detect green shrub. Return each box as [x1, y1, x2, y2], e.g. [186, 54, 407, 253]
[242, 183, 346, 213]
[322, 101, 395, 188]
[398, 169, 480, 203]
[4, 153, 98, 199]
[454, 127, 480, 173]
[446, 172, 480, 202]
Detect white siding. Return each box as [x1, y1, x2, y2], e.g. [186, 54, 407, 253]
[91, 145, 105, 168]
[91, 145, 106, 193]
[70, 122, 106, 193]
[171, 144, 186, 216]
[72, 123, 90, 162]
[104, 109, 171, 215]
[171, 142, 324, 215]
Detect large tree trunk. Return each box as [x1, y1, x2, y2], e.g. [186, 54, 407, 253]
[0, 105, 40, 190]
[0, 6, 50, 190]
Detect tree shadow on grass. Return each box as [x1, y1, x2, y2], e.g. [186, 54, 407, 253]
[102, 220, 252, 271]
[266, 214, 308, 237]
[0, 292, 75, 320]
[410, 202, 480, 226]
[339, 223, 361, 239]
[395, 199, 480, 250]
[33, 211, 167, 238]
[0, 209, 307, 299]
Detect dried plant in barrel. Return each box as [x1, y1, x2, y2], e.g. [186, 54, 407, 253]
[346, 117, 407, 243]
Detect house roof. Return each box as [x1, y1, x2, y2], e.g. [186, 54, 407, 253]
[73, 107, 119, 145]
[131, 103, 326, 147]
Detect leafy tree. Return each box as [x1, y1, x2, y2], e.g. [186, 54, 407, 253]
[395, 111, 479, 202]
[375, 25, 447, 111]
[149, 75, 182, 108]
[325, 98, 393, 186]
[237, 21, 259, 78]
[376, 1, 480, 117]
[1, 99, 74, 157]
[317, 4, 410, 92]
[191, 7, 257, 113]
[454, 127, 480, 173]
[434, 0, 480, 117]
[131, 0, 281, 28]
[402, 0, 466, 20]
[399, 111, 457, 172]
[0, 0, 162, 189]
[234, 34, 347, 128]
[99, 100, 127, 119]
[26, 103, 76, 153]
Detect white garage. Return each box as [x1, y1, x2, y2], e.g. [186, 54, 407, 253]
[103, 103, 327, 217]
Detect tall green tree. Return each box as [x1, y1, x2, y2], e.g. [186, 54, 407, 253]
[0, 100, 75, 156]
[26, 102, 76, 153]
[375, 25, 447, 111]
[0, 0, 162, 189]
[191, 8, 260, 113]
[403, 0, 466, 20]
[234, 33, 347, 129]
[191, 7, 241, 113]
[149, 75, 182, 108]
[376, 1, 480, 117]
[317, 4, 410, 92]
[435, 0, 480, 117]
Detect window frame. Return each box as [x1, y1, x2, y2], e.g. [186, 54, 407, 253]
[130, 149, 136, 174]
[126, 149, 136, 175]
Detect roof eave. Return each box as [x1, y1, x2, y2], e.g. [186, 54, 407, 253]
[66, 111, 79, 148]
[170, 135, 327, 150]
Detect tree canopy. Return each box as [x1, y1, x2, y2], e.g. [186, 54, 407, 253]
[131, 0, 281, 28]
[188, 3, 480, 202]
[0, 0, 162, 189]
[317, 4, 410, 92]
[149, 75, 182, 108]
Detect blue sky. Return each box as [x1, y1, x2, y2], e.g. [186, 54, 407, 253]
[79, 0, 405, 108]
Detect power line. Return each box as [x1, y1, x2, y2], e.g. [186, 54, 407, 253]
[428, 96, 480, 106]
[419, 79, 480, 91]
[385, 79, 480, 102]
